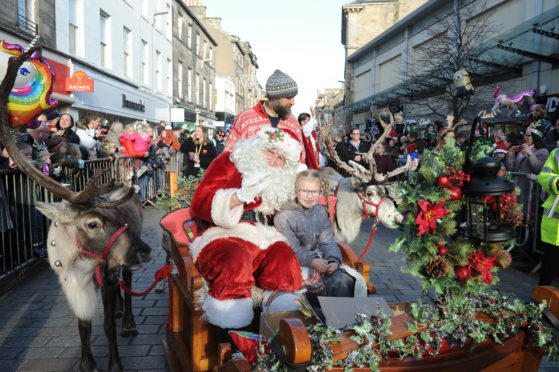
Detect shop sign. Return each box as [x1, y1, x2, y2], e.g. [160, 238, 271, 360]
[544, 95, 559, 114]
[65, 71, 94, 92]
[122, 94, 145, 112]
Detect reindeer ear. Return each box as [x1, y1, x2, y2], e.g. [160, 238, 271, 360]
[107, 186, 137, 201]
[349, 177, 365, 192]
[35, 202, 76, 223]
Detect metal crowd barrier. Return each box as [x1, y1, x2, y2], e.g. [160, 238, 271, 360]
[0, 155, 174, 282]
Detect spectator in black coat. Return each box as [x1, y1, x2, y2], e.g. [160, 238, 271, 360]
[339, 127, 371, 169]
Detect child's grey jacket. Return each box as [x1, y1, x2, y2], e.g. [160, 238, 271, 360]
[274, 202, 342, 267]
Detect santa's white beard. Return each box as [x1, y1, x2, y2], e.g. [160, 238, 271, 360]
[232, 149, 297, 215]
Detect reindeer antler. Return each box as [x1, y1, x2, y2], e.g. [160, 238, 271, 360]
[318, 110, 417, 184]
[0, 44, 132, 207]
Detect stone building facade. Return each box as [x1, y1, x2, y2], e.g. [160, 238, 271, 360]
[173, 0, 217, 129]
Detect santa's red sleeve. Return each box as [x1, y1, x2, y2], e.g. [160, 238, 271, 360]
[192, 152, 259, 228]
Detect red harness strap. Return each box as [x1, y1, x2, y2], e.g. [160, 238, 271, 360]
[355, 193, 387, 261]
[73, 208, 129, 287]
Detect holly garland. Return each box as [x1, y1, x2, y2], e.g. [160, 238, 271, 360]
[254, 290, 558, 371]
[389, 136, 519, 296]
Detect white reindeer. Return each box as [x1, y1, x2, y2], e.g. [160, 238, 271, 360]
[318, 113, 417, 244]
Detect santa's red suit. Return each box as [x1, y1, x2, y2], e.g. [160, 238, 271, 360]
[190, 128, 302, 329]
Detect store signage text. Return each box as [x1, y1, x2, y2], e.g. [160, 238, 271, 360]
[122, 94, 145, 112]
[65, 71, 94, 92]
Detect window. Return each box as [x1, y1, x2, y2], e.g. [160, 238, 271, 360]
[195, 73, 200, 105]
[165, 4, 172, 39]
[177, 61, 183, 99]
[155, 0, 163, 29]
[187, 24, 192, 49]
[99, 11, 110, 68]
[178, 15, 183, 39]
[141, 0, 148, 18]
[187, 68, 192, 102]
[196, 33, 201, 56]
[209, 47, 213, 62]
[167, 58, 172, 96]
[203, 40, 207, 59]
[203, 78, 207, 108]
[17, 0, 36, 33]
[209, 82, 213, 109]
[123, 27, 132, 77]
[156, 50, 162, 91]
[69, 0, 78, 55]
[141, 40, 149, 85]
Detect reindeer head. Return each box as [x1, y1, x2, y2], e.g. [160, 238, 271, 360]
[349, 177, 403, 228]
[0, 43, 152, 320]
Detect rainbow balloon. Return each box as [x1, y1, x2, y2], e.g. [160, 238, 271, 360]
[0, 40, 57, 128]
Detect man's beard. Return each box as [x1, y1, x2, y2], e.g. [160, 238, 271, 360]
[272, 100, 292, 119]
[232, 148, 297, 215]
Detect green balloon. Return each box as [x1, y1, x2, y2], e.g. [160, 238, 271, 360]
[406, 124, 414, 134]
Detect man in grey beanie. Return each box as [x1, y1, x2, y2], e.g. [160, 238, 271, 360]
[224, 69, 305, 163]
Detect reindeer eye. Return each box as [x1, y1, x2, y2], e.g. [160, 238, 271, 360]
[366, 191, 374, 197]
[88, 222, 99, 229]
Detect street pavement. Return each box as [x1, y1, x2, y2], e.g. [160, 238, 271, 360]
[0, 206, 558, 371]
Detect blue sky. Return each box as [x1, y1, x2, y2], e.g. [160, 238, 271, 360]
[204, 0, 348, 117]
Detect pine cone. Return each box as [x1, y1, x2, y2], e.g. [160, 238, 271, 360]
[495, 249, 512, 268]
[426, 256, 450, 278]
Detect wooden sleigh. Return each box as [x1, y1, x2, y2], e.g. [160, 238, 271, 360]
[160, 207, 558, 372]
[160, 207, 377, 372]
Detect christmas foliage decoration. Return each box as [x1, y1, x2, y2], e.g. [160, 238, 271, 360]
[389, 136, 519, 296]
[252, 136, 557, 371]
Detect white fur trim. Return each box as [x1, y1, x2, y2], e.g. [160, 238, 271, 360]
[297, 163, 308, 173]
[203, 295, 254, 328]
[340, 264, 368, 298]
[190, 222, 287, 263]
[211, 188, 244, 228]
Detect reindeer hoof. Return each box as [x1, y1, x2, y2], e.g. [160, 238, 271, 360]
[114, 310, 123, 318]
[155, 281, 165, 293]
[120, 328, 138, 337]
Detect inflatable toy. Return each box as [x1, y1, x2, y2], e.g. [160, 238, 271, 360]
[453, 69, 474, 98]
[491, 86, 534, 117]
[0, 39, 57, 128]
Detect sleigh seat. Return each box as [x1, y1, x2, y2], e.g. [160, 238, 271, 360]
[160, 207, 377, 372]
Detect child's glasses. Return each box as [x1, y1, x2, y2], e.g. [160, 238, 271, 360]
[297, 189, 322, 197]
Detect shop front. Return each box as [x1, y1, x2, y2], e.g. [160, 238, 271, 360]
[70, 62, 170, 126]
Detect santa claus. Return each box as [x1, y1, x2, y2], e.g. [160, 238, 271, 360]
[190, 127, 303, 330]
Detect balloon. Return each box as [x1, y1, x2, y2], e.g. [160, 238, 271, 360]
[0, 40, 57, 128]
[453, 69, 474, 98]
[491, 86, 534, 117]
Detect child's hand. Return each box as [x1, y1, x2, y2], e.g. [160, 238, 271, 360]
[311, 258, 329, 274]
[325, 262, 339, 275]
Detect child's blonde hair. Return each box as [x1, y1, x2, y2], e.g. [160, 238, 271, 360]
[295, 169, 322, 188]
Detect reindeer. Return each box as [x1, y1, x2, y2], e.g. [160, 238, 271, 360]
[0, 45, 152, 372]
[318, 113, 417, 244]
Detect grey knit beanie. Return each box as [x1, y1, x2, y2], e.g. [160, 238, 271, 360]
[265, 69, 298, 99]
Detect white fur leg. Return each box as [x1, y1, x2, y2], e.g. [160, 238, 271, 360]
[340, 264, 368, 298]
[203, 295, 254, 329]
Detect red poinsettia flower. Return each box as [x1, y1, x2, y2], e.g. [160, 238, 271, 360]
[469, 250, 498, 285]
[415, 200, 451, 235]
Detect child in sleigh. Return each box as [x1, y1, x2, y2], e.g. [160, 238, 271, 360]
[274, 170, 366, 311]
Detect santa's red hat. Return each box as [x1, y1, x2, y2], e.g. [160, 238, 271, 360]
[493, 141, 508, 154]
[406, 143, 417, 154]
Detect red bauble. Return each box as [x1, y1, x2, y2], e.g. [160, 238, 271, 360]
[448, 185, 462, 200]
[438, 246, 447, 256]
[456, 266, 471, 282]
[437, 175, 451, 188]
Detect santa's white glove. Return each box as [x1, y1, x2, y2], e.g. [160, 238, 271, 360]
[236, 171, 270, 203]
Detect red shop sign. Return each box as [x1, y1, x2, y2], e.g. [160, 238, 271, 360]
[65, 71, 94, 92]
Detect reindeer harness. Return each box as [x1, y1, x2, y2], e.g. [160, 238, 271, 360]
[73, 208, 129, 287]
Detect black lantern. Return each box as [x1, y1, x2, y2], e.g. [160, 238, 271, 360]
[462, 157, 516, 242]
